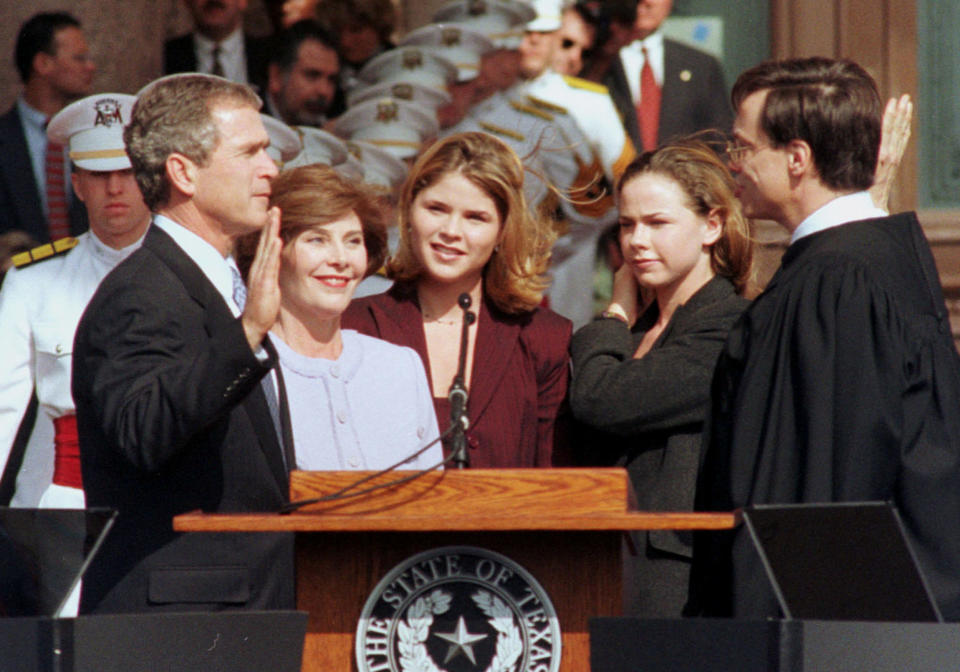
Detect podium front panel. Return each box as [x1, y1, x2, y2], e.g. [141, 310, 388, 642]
[298, 530, 622, 672]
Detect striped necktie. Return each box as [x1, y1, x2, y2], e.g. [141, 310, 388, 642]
[211, 44, 225, 77]
[45, 134, 70, 240]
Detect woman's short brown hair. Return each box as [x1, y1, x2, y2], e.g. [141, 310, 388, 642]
[238, 164, 388, 278]
[388, 132, 555, 314]
[617, 139, 755, 295]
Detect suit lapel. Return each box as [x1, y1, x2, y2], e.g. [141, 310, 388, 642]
[467, 300, 522, 426]
[364, 287, 522, 428]
[653, 276, 735, 347]
[368, 287, 435, 391]
[145, 225, 290, 494]
[606, 56, 641, 151]
[659, 40, 694, 146]
[0, 107, 44, 238]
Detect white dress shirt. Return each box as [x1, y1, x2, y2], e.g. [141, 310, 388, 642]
[619, 31, 665, 105]
[192, 28, 249, 85]
[791, 192, 887, 245]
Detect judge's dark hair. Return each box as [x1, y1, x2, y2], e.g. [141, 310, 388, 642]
[262, 164, 387, 278]
[617, 139, 754, 295]
[731, 57, 881, 192]
[389, 132, 555, 314]
[268, 20, 337, 72]
[15, 11, 81, 83]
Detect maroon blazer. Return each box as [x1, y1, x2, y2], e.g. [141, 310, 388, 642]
[342, 283, 572, 467]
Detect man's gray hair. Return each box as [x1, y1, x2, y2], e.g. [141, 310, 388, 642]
[124, 74, 261, 210]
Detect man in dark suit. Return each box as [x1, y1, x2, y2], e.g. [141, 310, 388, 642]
[264, 20, 340, 127]
[72, 74, 294, 613]
[164, 0, 269, 93]
[1, 12, 93, 242]
[604, 0, 732, 153]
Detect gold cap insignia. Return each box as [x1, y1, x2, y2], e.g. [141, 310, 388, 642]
[402, 50, 423, 69]
[391, 83, 413, 100]
[93, 98, 123, 127]
[376, 101, 399, 122]
[442, 27, 462, 46]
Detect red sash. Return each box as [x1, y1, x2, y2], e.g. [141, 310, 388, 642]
[53, 414, 83, 489]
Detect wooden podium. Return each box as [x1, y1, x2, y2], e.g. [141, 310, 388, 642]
[175, 468, 737, 672]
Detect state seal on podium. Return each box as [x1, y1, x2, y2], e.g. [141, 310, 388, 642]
[356, 546, 562, 672]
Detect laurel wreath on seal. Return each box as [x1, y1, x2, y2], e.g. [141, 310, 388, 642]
[471, 590, 523, 672]
[395, 588, 523, 672]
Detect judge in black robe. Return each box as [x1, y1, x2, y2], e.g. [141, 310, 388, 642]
[690, 211, 960, 620]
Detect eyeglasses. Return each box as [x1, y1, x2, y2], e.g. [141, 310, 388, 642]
[725, 138, 770, 163]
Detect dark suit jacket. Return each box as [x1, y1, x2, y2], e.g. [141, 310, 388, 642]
[164, 33, 270, 94]
[73, 224, 294, 614]
[606, 39, 733, 152]
[570, 277, 748, 555]
[0, 105, 87, 242]
[342, 283, 573, 467]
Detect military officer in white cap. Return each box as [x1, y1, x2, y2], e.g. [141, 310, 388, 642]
[433, 0, 535, 49]
[509, 0, 635, 183]
[0, 92, 149, 613]
[334, 97, 439, 161]
[400, 23, 495, 84]
[348, 80, 452, 114]
[0, 92, 149, 508]
[355, 46, 458, 93]
[260, 113, 303, 167]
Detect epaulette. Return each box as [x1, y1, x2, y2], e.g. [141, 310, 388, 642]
[562, 75, 609, 95]
[526, 94, 568, 116]
[11, 237, 78, 269]
[508, 99, 553, 122]
[478, 121, 524, 142]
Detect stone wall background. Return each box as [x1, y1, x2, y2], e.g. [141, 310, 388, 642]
[0, 0, 278, 111]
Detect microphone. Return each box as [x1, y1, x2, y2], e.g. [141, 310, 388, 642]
[448, 293, 475, 468]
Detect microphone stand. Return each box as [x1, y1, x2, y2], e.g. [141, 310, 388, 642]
[448, 293, 475, 469]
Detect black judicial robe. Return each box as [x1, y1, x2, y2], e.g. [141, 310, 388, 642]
[690, 212, 960, 620]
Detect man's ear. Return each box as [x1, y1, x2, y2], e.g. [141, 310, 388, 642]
[786, 139, 814, 178]
[70, 171, 86, 204]
[33, 51, 55, 79]
[165, 152, 198, 198]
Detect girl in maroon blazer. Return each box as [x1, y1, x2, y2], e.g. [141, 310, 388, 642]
[343, 132, 572, 467]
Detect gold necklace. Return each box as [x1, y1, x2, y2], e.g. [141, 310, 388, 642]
[422, 313, 459, 326]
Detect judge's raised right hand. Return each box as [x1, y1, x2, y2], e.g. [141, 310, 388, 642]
[242, 207, 283, 351]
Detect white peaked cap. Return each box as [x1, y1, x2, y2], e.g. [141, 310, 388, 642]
[47, 93, 138, 171]
[261, 114, 303, 166]
[400, 24, 495, 83]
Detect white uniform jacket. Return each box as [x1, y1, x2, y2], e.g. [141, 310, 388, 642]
[0, 231, 142, 507]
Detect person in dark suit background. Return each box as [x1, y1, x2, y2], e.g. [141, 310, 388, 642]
[0, 12, 93, 243]
[72, 74, 294, 613]
[164, 0, 270, 93]
[604, 0, 732, 153]
[264, 20, 340, 128]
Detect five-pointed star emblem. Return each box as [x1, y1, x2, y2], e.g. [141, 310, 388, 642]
[433, 616, 487, 665]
